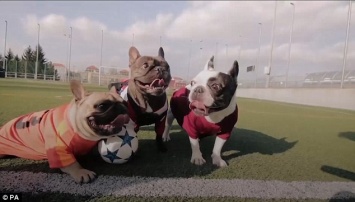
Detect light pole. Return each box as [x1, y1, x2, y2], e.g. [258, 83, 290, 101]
[35, 23, 40, 80]
[3, 20, 7, 77]
[341, 0, 352, 89]
[285, 2, 295, 88]
[215, 42, 218, 67]
[187, 39, 192, 81]
[43, 62, 48, 80]
[99, 29, 104, 86]
[132, 33, 134, 46]
[199, 40, 203, 59]
[15, 59, 18, 78]
[255, 22, 263, 88]
[68, 26, 72, 81]
[238, 35, 242, 60]
[266, 1, 277, 88]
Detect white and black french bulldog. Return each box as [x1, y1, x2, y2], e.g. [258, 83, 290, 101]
[163, 56, 239, 167]
[119, 46, 171, 152]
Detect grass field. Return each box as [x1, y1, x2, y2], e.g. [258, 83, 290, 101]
[1, 78, 355, 201]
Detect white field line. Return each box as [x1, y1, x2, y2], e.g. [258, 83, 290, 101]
[1, 171, 355, 199]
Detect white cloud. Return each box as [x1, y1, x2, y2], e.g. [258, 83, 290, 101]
[15, 1, 355, 81]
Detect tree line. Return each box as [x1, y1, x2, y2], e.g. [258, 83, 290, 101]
[0, 45, 58, 79]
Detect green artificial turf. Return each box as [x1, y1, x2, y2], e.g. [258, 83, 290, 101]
[1, 78, 355, 202]
[13, 191, 334, 202]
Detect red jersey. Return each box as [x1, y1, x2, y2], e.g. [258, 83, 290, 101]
[0, 104, 98, 168]
[120, 85, 168, 137]
[170, 87, 238, 140]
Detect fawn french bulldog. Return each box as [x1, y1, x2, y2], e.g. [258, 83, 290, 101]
[0, 80, 129, 183]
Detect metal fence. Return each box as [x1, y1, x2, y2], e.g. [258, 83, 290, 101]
[2, 68, 355, 89]
[239, 69, 355, 89]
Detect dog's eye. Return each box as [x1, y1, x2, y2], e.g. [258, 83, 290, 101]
[211, 83, 221, 91]
[191, 81, 196, 86]
[96, 103, 111, 111]
[142, 63, 149, 69]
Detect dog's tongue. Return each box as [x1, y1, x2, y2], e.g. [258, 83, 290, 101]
[110, 114, 130, 127]
[189, 100, 208, 116]
[150, 79, 165, 88]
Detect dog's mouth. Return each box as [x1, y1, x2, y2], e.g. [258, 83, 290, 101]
[136, 79, 168, 92]
[88, 113, 130, 136]
[189, 100, 209, 116]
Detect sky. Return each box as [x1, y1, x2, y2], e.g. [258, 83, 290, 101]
[0, 1, 354, 82]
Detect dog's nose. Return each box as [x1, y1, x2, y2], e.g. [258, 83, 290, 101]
[194, 86, 204, 94]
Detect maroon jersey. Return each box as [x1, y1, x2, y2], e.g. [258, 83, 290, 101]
[170, 87, 238, 140]
[120, 85, 168, 137]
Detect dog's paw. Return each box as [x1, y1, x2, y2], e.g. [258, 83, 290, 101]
[162, 131, 170, 142]
[211, 154, 228, 167]
[71, 169, 97, 184]
[191, 152, 206, 165]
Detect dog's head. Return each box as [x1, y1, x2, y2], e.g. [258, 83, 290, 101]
[69, 80, 129, 140]
[128, 46, 171, 96]
[187, 56, 239, 116]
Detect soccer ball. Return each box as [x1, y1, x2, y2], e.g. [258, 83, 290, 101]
[98, 125, 138, 164]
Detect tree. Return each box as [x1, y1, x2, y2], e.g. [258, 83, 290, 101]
[22, 46, 34, 61]
[22, 46, 35, 74]
[33, 45, 47, 75]
[5, 49, 15, 72]
[14, 54, 20, 61]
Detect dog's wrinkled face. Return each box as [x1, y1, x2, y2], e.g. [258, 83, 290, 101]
[129, 46, 171, 96]
[70, 81, 129, 138]
[187, 56, 239, 116]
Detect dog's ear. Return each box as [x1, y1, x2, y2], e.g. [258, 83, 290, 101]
[109, 86, 117, 94]
[228, 60, 239, 81]
[70, 80, 86, 101]
[203, 55, 214, 71]
[129, 46, 141, 67]
[158, 47, 164, 58]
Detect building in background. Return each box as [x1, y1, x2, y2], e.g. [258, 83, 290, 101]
[85, 65, 99, 73]
[52, 63, 67, 81]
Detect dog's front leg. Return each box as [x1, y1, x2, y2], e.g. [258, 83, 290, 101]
[189, 137, 206, 165]
[162, 109, 174, 142]
[211, 136, 228, 167]
[60, 161, 96, 183]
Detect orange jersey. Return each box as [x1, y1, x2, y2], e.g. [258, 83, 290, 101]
[0, 104, 98, 168]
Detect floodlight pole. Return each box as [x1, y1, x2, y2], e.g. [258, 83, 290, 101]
[266, 1, 277, 88]
[132, 33, 134, 46]
[238, 35, 242, 60]
[99, 29, 103, 86]
[187, 39, 192, 81]
[3, 20, 7, 77]
[285, 3, 295, 88]
[68, 27, 72, 81]
[340, 0, 352, 89]
[255, 22, 262, 88]
[35, 23, 40, 80]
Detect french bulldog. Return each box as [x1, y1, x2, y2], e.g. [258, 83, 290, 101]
[0, 80, 129, 183]
[163, 56, 239, 167]
[118, 46, 171, 152]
